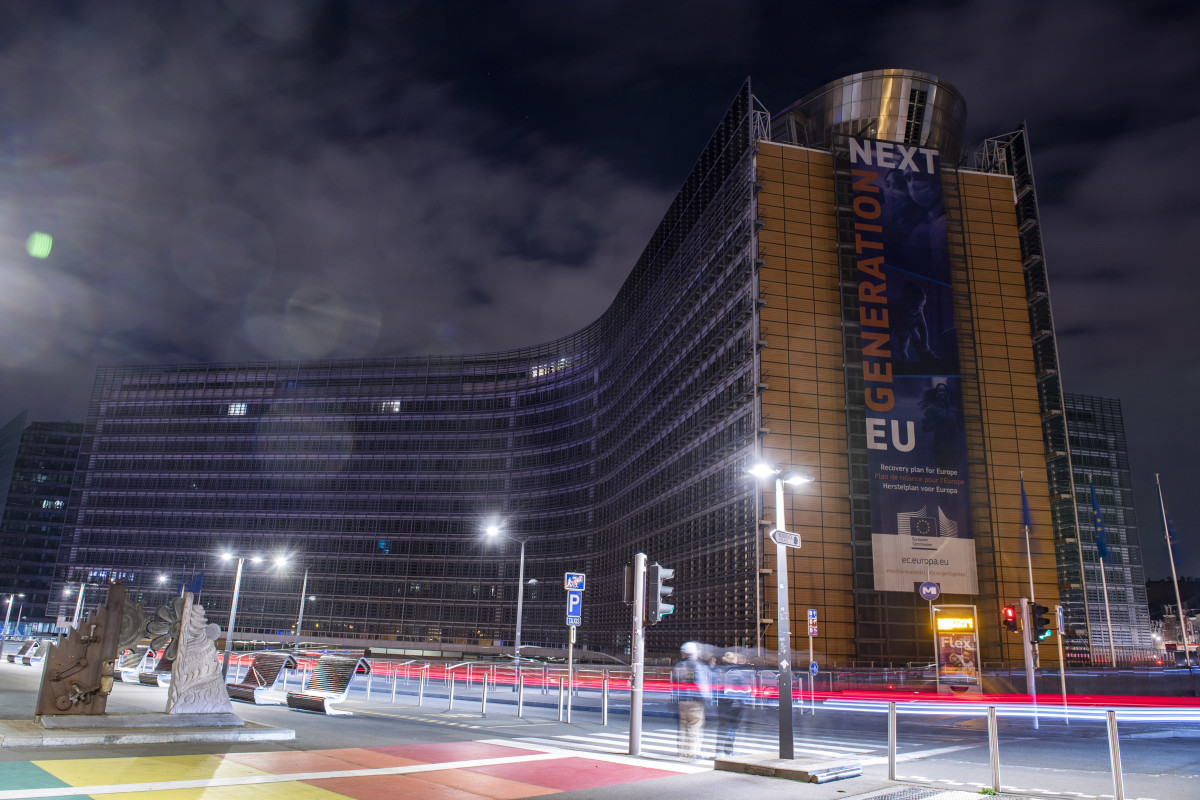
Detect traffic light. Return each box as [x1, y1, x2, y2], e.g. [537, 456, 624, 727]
[1030, 603, 1052, 642]
[647, 563, 674, 624]
[1002, 604, 1020, 632]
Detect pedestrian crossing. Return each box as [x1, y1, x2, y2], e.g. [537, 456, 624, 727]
[514, 727, 886, 763]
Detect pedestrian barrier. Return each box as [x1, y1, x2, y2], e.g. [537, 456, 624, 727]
[286, 655, 371, 715]
[113, 646, 150, 682]
[226, 651, 298, 705]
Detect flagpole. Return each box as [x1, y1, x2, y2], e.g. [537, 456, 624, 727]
[1021, 474, 1036, 603]
[1157, 474, 1192, 668]
[1021, 474, 1038, 668]
[1089, 475, 1118, 667]
[1097, 554, 1116, 666]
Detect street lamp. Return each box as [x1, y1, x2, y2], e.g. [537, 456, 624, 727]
[71, 582, 88, 629]
[292, 565, 311, 649]
[2, 593, 25, 650]
[750, 461, 814, 761]
[485, 523, 528, 686]
[264, 555, 314, 649]
[218, 552, 263, 679]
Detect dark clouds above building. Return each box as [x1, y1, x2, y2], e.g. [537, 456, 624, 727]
[0, 0, 1196, 578]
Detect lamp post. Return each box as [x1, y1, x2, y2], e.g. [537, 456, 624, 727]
[71, 582, 88, 629]
[486, 524, 527, 687]
[2, 593, 25, 651]
[219, 552, 263, 679]
[293, 567, 311, 648]
[750, 462, 814, 761]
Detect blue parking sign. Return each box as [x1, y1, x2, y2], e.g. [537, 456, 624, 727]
[566, 589, 582, 626]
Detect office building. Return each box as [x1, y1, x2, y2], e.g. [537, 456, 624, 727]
[1063, 393, 1154, 661]
[0, 415, 83, 634]
[57, 70, 1071, 666]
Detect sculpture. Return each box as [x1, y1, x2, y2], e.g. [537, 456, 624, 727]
[165, 593, 234, 715]
[34, 584, 126, 716]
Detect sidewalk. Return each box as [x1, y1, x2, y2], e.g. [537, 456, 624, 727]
[0, 652, 1065, 800]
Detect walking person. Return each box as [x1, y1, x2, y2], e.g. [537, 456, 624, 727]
[715, 651, 753, 755]
[671, 641, 712, 758]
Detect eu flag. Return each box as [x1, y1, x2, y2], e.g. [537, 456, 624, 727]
[181, 571, 204, 597]
[1088, 479, 1109, 561]
[1020, 476, 1033, 531]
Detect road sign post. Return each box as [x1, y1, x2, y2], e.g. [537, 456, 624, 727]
[920, 582, 940, 667]
[566, 624, 575, 723]
[563, 575, 585, 725]
[629, 554, 646, 756]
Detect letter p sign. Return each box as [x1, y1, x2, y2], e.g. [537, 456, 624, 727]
[566, 589, 582, 627]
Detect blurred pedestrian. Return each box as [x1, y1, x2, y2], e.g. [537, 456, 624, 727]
[715, 651, 753, 755]
[671, 641, 712, 758]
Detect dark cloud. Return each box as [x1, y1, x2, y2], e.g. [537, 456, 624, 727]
[0, 0, 1197, 578]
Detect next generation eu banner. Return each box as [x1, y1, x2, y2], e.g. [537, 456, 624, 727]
[846, 138, 978, 595]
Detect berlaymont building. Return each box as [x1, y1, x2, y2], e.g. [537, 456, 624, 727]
[52, 69, 1144, 668]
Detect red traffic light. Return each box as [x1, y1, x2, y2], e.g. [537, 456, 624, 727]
[1002, 604, 1020, 632]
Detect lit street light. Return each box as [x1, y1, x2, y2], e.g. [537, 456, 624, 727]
[292, 565, 312, 649]
[70, 582, 88, 629]
[750, 461, 814, 761]
[486, 523, 528, 688]
[218, 552, 263, 679]
[1, 593, 25, 650]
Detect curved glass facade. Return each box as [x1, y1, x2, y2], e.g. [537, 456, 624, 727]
[58, 84, 764, 658]
[53, 71, 1109, 666]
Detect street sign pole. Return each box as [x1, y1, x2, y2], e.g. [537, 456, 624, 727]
[564, 583, 583, 725]
[566, 625, 575, 723]
[629, 553, 647, 756]
[919, 581, 940, 668]
[772, 480, 794, 760]
[1056, 604, 1069, 725]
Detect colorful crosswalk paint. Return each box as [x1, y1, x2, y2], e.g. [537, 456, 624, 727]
[0, 739, 691, 800]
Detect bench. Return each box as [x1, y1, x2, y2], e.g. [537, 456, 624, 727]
[115, 646, 151, 682]
[226, 651, 297, 705]
[22, 640, 53, 666]
[5, 639, 37, 664]
[286, 655, 370, 715]
[138, 654, 174, 687]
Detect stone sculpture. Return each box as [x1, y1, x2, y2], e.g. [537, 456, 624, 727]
[165, 593, 234, 715]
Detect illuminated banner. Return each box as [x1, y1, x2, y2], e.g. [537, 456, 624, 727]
[847, 138, 978, 595]
[933, 604, 979, 690]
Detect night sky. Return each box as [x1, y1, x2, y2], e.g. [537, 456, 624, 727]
[1, 1, 1197, 579]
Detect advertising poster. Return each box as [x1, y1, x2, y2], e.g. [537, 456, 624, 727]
[933, 605, 979, 690]
[846, 138, 978, 594]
